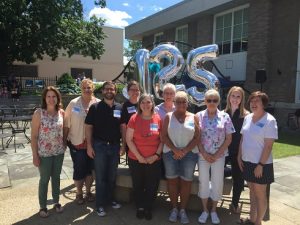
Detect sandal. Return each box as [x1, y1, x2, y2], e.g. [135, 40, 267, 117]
[53, 203, 64, 213]
[85, 192, 95, 202]
[237, 218, 255, 224]
[39, 208, 49, 218]
[230, 203, 241, 214]
[76, 194, 84, 205]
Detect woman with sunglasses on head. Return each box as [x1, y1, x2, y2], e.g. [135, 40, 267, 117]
[126, 94, 163, 221]
[197, 89, 235, 224]
[64, 78, 100, 205]
[224, 86, 249, 214]
[161, 91, 200, 224]
[238, 91, 278, 225]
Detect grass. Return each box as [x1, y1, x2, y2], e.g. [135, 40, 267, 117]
[273, 130, 300, 159]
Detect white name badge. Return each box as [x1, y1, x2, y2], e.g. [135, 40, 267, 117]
[150, 123, 159, 132]
[113, 110, 121, 118]
[72, 106, 81, 113]
[127, 106, 136, 114]
[185, 120, 194, 128]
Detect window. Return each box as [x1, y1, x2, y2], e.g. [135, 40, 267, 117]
[176, 25, 189, 55]
[154, 32, 164, 46]
[71, 68, 93, 79]
[215, 7, 248, 55]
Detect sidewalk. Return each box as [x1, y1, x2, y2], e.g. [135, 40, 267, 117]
[0, 136, 300, 225]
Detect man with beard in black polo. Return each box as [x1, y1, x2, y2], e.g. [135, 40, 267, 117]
[85, 81, 125, 217]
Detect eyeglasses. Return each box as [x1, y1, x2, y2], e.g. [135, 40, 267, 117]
[206, 99, 218, 103]
[129, 89, 140, 92]
[104, 88, 115, 92]
[175, 101, 187, 104]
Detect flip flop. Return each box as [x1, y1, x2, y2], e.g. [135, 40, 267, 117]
[237, 218, 255, 224]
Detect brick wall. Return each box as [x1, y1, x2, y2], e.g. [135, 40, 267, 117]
[196, 15, 214, 47]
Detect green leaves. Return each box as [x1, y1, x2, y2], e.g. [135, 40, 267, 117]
[0, 0, 106, 72]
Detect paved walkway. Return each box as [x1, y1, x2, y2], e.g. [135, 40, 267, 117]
[0, 134, 300, 225]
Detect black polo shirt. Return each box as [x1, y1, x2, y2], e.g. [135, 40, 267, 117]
[120, 100, 138, 125]
[85, 100, 122, 144]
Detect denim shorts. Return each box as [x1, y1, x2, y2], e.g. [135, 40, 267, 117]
[163, 151, 198, 181]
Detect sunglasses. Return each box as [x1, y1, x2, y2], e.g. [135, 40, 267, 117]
[206, 99, 218, 103]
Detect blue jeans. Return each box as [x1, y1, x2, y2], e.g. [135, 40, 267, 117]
[93, 140, 120, 208]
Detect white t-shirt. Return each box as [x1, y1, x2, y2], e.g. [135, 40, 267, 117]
[240, 113, 278, 164]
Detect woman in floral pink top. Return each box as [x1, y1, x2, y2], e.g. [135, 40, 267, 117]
[31, 86, 65, 218]
[196, 89, 235, 224]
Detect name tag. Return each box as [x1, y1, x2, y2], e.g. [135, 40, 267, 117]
[113, 110, 121, 118]
[72, 106, 81, 113]
[185, 120, 194, 128]
[256, 122, 265, 128]
[150, 123, 159, 132]
[127, 106, 136, 114]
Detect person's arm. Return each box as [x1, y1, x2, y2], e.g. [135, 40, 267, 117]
[213, 133, 232, 160]
[145, 142, 163, 164]
[120, 123, 126, 156]
[254, 138, 275, 178]
[161, 114, 183, 159]
[237, 135, 244, 171]
[126, 127, 147, 163]
[63, 102, 72, 146]
[85, 124, 95, 158]
[182, 115, 200, 155]
[31, 109, 41, 167]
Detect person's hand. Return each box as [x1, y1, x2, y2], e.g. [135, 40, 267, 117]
[120, 146, 126, 156]
[237, 156, 244, 172]
[202, 152, 215, 163]
[87, 146, 95, 159]
[145, 155, 158, 164]
[212, 150, 223, 160]
[254, 165, 263, 178]
[137, 155, 147, 164]
[172, 148, 185, 160]
[32, 154, 40, 167]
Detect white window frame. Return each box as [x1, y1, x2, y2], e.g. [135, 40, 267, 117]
[154, 32, 164, 46]
[175, 24, 189, 54]
[213, 4, 249, 55]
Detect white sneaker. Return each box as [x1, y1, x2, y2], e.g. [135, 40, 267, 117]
[96, 207, 106, 217]
[168, 208, 178, 222]
[198, 211, 209, 224]
[179, 209, 189, 224]
[112, 201, 121, 209]
[210, 211, 220, 224]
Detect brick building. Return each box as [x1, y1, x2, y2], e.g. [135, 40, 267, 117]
[125, 0, 300, 126]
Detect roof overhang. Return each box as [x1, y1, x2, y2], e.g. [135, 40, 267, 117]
[125, 0, 249, 40]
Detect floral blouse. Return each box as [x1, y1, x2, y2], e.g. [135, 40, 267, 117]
[38, 109, 65, 157]
[197, 109, 235, 156]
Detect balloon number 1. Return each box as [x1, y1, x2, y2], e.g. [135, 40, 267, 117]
[124, 43, 219, 106]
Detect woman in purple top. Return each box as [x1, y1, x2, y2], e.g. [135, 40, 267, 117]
[197, 89, 235, 224]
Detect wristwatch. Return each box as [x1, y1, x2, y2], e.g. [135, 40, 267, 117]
[258, 162, 265, 167]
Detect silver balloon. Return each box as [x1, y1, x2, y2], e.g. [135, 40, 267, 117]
[149, 44, 184, 99]
[122, 86, 129, 99]
[186, 44, 219, 106]
[175, 84, 186, 92]
[135, 49, 150, 94]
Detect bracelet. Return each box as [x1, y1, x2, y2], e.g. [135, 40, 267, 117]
[155, 152, 161, 157]
[258, 162, 265, 167]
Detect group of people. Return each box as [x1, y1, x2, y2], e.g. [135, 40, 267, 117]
[31, 79, 278, 225]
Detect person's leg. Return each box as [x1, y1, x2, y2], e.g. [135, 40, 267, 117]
[167, 178, 180, 208]
[38, 156, 53, 209]
[253, 183, 267, 225]
[198, 159, 211, 213]
[106, 144, 120, 205]
[231, 155, 244, 211]
[93, 141, 109, 208]
[210, 157, 225, 212]
[85, 154, 94, 195]
[248, 182, 257, 223]
[128, 158, 146, 209]
[144, 160, 161, 211]
[51, 153, 64, 204]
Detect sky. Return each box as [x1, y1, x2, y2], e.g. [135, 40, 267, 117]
[82, 0, 182, 29]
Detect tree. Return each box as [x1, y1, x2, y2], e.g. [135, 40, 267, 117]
[124, 39, 142, 60]
[0, 0, 106, 75]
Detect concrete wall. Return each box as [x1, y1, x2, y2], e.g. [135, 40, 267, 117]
[13, 26, 124, 82]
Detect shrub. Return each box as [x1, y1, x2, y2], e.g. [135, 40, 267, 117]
[56, 73, 76, 85]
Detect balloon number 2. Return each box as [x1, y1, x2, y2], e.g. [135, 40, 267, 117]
[126, 43, 219, 106]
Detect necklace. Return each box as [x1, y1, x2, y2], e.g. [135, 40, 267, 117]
[174, 112, 186, 123]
